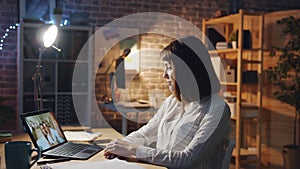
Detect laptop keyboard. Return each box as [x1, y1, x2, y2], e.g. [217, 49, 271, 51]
[50, 143, 90, 156]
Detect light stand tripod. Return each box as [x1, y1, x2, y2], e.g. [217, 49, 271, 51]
[32, 24, 60, 110]
[32, 48, 45, 110]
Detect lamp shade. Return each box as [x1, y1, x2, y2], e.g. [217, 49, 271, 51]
[42, 25, 58, 48]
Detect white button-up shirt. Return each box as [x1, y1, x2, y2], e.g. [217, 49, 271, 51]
[124, 94, 231, 169]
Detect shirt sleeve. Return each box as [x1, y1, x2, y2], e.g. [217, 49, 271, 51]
[123, 96, 171, 147]
[135, 103, 231, 169]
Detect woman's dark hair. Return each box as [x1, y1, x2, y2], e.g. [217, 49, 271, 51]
[161, 36, 220, 102]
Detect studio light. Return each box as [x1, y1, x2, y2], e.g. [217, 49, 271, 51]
[43, 24, 58, 48]
[33, 24, 60, 110]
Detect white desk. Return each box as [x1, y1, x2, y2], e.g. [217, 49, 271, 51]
[0, 128, 166, 169]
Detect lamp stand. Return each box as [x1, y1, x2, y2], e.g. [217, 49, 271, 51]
[32, 48, 45, 110]
[103, 49, 131, 102]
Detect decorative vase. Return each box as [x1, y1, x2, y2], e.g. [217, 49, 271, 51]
[231, 41, 237, 49]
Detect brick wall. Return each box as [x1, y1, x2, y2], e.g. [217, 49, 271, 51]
[0, 0, 19, 130]
[1, 0, 300, 167]
[1, 0, 299, 114]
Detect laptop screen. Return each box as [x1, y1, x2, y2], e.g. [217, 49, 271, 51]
[21, 110, 67, 152]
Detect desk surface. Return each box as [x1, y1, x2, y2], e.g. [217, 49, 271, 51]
[0, 128, 166, 169]
[100, 102, 157, 112]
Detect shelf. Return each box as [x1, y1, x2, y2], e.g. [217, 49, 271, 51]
[23, 93, 56, 95]
[209, 48, 263, 55]
[18, 23, 93, 126]
[24, 58, 88, 63]
[204, 12, 261, 25]
[242, 60, 261, 64]
[209, 49, 238, 54]
[57, 92, 88, 95]
[24, 98, 55, 102]
[231, 116, 257, 120]
[241, 103, 258, 110]
[220, 82, 238, 86]
[231, 103, 258, 120]
[204, 13, 240, 24]
[233, 148, 257, 157]
[203, 9, 263, 169]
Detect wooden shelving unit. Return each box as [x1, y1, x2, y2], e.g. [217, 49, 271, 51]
[202, 10, 264, 169]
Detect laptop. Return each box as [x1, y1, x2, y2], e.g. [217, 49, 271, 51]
[20, 109, 103, 160]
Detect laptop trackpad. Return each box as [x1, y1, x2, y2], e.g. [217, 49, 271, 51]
[82, 149, 97, 154]
[74, 148, 100, 159]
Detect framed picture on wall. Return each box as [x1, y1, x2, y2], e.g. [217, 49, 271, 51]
[19, 0, 56, 22]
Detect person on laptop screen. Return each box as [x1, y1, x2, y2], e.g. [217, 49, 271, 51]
[36, 123, 51, 150]
[22, 110, 103, 160]
[104, 36, 231, 169]
[25, 113, 65, 151]
[37, 122, 64, 149]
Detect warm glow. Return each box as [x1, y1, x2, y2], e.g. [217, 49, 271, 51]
[43, 25, 58, 48]
[124, 43, 140, 73]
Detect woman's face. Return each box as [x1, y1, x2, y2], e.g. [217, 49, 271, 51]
[40, 125, 47, 135]
[163, 61, 175, 92]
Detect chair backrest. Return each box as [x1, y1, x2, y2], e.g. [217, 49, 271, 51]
[221, 138, 236, 169]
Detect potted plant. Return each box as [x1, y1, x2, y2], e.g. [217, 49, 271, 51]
[53, 7, 62, 15]
[52, 7, 63, 25]
[266, 16, 300, 169]
[228, 30, 237, 49]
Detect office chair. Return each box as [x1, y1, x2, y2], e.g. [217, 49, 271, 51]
[221, 138, 236, 169]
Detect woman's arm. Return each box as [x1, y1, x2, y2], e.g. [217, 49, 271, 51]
[104, 96, 174, 159]
[135, 104, 231, 169]
[123, 96, 172, 146]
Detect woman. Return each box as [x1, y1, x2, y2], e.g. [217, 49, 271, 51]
[36, 123, 51, 150]
[42, 122, 64, 145]
[104, 36, 231, 169]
